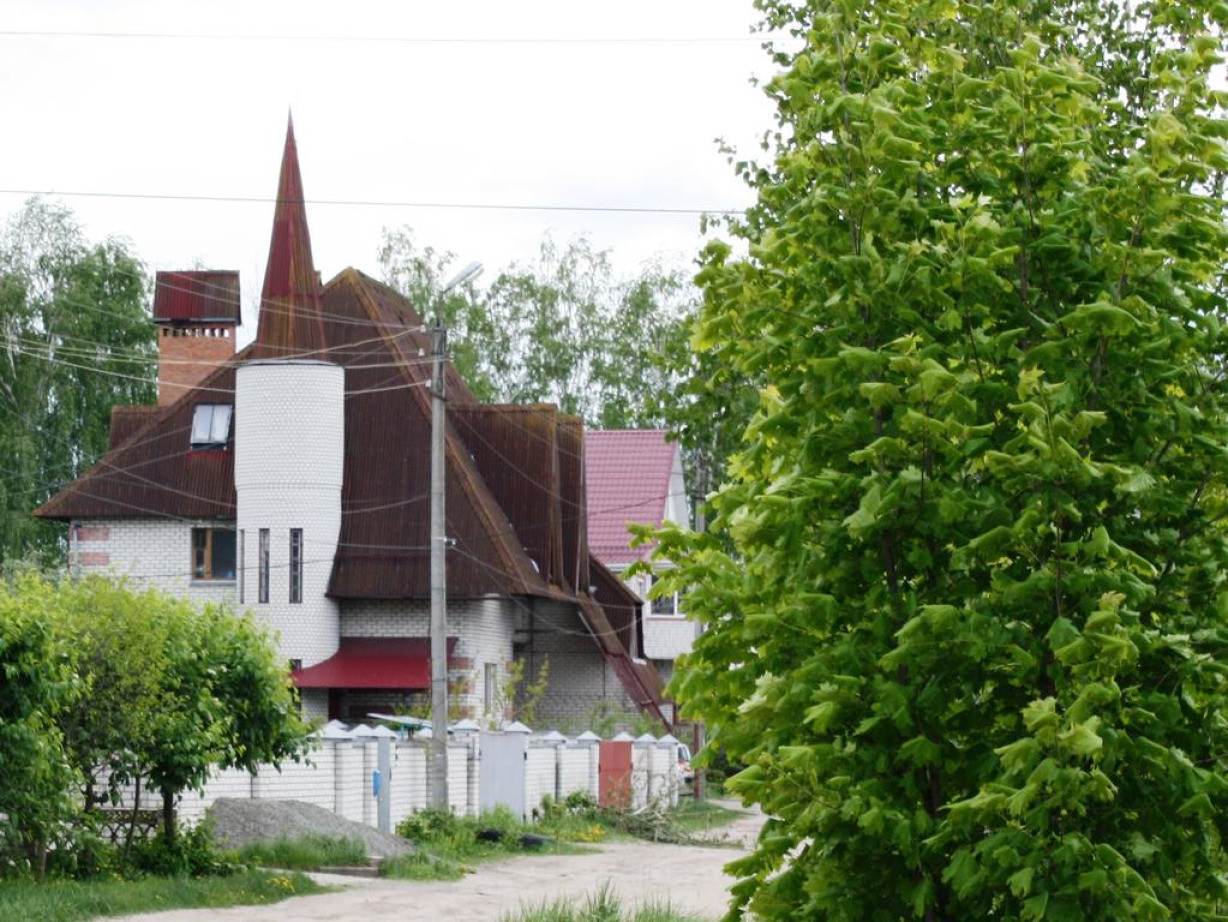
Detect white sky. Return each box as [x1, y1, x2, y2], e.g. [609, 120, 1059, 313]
[0, 1, 776, 337]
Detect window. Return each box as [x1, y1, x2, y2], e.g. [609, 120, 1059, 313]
[258, 528, 270, 604]
[238, 530, 245, 603]
[190, 404, 232, 449]
[289, 528, 303, 604]
[650, 576, 677, 616]
[485, 663, 498, 714]
[191, 527, 235, 581]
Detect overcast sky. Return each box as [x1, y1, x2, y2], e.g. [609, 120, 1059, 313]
[0, 1, 777, 334]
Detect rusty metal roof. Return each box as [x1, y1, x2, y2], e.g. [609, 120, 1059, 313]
[108, 405, 163, 449]
[153, 271, 241, 324]
[252, 116, 326, 358]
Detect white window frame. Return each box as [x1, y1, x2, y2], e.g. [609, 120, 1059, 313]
[190, 404, 233, 449]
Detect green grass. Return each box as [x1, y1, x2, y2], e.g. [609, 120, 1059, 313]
[235, 834, 368, 870]
[501, 886, 701, 922]
[0, 870, 323, 922]
[668, 800, 745, 836]
[386, 806, 596, 881]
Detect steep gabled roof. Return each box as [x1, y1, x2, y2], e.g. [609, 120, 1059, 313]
[319, 268, 556, 600]
[585, 429, 678, 566]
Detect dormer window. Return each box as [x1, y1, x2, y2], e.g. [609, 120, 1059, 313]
[190, 404, 232, 449]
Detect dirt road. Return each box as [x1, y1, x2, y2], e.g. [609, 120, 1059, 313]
[110, 804, 763, 922]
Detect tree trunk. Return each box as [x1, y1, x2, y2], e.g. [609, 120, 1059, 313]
[161, 788, 176, 846]
[123, 775, 142, 858]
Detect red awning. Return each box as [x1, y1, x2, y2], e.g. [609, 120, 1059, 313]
[291, 636, 456, 689]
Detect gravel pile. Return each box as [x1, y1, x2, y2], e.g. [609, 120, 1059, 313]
[206, 798, 414, 859]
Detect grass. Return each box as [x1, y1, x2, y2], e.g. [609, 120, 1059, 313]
[668, 800, 745, 837]
[502, 885, 701, 922]
[235, 834, 368, 870]
[0, 870, 323, 922]
[386, 806, 597, 881]
[385, 797, 745, 882]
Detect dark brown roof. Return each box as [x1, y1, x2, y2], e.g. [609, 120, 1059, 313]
[153, 271, 241, 324]
[451, 405, 564, 589]
[108, 405, 163, 450]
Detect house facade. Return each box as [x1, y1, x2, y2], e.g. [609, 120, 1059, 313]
[585, 430, 698, 697]
[37, 121, 667, 730]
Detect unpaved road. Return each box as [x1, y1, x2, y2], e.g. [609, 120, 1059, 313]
[110, 804, 764, 922]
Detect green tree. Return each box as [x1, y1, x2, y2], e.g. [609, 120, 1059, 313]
[654, 1, 1228, 919]
[0, 571, 80, 877]
[0, 200, 154, 562]
[52, 577, 172, 814]
[379, 229, 695, 430]
[140, 601, 311, 843]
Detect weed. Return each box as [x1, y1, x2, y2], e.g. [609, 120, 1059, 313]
[502, 884, 701, 922]
[235, 834, 367, 870]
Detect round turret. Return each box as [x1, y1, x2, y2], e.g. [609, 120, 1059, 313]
[235, 359, 345, 667]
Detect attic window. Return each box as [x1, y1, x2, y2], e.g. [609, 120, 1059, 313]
[190, 404, 232, 449]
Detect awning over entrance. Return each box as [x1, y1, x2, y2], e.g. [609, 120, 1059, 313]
[291, 636, 457, 689]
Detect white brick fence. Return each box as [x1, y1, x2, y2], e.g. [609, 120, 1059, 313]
[112, 724, 682, 831]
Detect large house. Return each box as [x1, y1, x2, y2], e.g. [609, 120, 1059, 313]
[36, 121, 667, 729]
[585, 430, 697, 699]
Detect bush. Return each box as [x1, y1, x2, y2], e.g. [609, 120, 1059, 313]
[131, 824, 240, 878]
[396, 806, 464, 843]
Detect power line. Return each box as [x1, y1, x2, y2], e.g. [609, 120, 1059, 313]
[0, 29, 759, 46]
[0, 188, 745, 217]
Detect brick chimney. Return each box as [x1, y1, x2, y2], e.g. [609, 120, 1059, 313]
[152, 270, 241, 405]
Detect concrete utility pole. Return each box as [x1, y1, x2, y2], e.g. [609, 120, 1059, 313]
[429, 261, 482, 809]
[692, 451, 709, 803]
[429, 317, 449, 808]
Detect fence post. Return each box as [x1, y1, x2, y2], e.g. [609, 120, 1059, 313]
[577, 730, 601, 800]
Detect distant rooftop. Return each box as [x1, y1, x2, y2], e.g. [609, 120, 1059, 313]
[585, 429, 677, 566]
[153, 270, 241, 324]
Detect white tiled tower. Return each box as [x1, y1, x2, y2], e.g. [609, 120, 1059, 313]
[235, 358, 345, 667]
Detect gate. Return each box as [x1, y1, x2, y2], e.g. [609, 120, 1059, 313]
[479, 731, 527, 818]
[598, 740, 632, 809]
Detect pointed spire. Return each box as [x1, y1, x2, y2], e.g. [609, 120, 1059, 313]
[253, 114, 327, 357]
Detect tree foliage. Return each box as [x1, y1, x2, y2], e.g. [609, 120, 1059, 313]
[1, 572, 310, 856]
[0, 571, 80, 876]
[655, 1, 1228, 919]
[0, 201, 154, 562]
[379, 228, 694, 429]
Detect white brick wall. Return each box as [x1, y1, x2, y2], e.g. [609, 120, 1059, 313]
[524, 744, 558, 817]
[643, 616, 697, 662]
[342, 597, 516, 721]
[71, 518, 238, 607]
[235, 361, 345, 669]
[559, 745, 595, 798]
[522, 601, 636, 727]
[105, 732, 669, 832]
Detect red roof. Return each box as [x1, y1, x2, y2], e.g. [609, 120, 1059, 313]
[252, 115, 326, 358]
[152, 270, 241, 324]
[584, 430, 677, 566]
[292, 637, 457, 689]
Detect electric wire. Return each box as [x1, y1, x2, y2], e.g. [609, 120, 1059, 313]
[0, 29, 759, 46]
[0, 188, 745, 218]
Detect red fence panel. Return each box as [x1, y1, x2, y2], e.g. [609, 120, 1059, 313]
[599, 741, 632, 809]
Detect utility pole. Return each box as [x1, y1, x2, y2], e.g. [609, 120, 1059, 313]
[429, 316, 449, 808]
[428, 261, 482, 810]
[692, 450, 709, 803]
